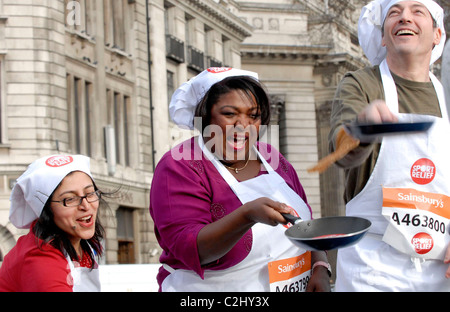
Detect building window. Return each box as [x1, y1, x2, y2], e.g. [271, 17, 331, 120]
[104, 0, 131, 51]
[67, 74, 93, 156]
[123, 95, 130, 167]
[268, 94, 286, 154]
[222, 35, 231, 67]
[74, 77, 81, 153]
[167, 70, 175, 105]
[187, 45, 204, 72]
[164, 4, 185, 63]
[106, 89, 131, 167]
[84, 81, 92, 156]
[113, 92, 120, 163]
[116, 207, 135, 264]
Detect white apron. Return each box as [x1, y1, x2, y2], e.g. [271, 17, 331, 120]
[335, 60, 450, 291]
[161, 137, 312, 292]
[66, 252, 101, 292]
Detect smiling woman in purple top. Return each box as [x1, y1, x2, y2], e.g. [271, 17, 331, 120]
[150, 68, 331, 292]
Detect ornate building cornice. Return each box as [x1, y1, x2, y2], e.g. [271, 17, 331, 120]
[241, 43, 332, 64]
[185, 0, 253, 39]
[314, 53, 368, 75]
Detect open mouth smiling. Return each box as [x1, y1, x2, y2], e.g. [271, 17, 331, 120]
[395, 29, 417, 36]
[76, 215, 94, 227]
[227, 133, 249, 151]
[226, 134, 248, 151]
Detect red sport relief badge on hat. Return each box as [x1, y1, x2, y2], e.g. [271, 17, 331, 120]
[45, 155, 74, 167]
[410, 158, 436, 185]
[207, 67, 232, 74]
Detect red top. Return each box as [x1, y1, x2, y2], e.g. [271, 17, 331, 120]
[0, 226, 90, 292]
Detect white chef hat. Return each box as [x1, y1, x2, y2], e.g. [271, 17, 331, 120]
[358, 0, 446, 65]
[169, 67, 259, 129]
[9, 154, 93, 229]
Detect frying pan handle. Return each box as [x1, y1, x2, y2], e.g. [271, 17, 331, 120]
[281, 213, 302, 225]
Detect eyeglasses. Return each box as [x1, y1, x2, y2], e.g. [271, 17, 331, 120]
[51, 190, 101, 207]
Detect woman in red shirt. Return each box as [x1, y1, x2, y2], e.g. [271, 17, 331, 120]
[0, 155, 106, 292]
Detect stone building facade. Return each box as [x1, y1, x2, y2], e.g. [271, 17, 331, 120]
[0, 0, 368, 270]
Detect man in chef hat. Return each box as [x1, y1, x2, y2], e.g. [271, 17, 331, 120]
[329, 0, 450, 291]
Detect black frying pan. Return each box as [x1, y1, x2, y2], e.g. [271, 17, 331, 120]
[344, 121, 434, 143]
[282, 213, 371, 251]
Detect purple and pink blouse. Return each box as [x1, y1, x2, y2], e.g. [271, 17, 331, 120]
[149, 137, 312, 289]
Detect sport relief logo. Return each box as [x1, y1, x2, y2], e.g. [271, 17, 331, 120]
[46, 155, 74, 167]
[411, 232, 434, 255]
[410, 158, 435, 185]
[207, 67, 232, 74]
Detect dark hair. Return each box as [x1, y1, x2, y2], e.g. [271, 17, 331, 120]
[194, 76, 271, 132]
[32, 177, 106, 270]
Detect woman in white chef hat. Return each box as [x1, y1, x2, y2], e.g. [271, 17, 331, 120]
[150, 68, 331, 292]
[329, 0, 450, 291]
[0, 155, 105, 292]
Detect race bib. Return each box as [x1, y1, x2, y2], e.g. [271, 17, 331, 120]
[382, 187, 450, 260]
[268, 252, 311, 292]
